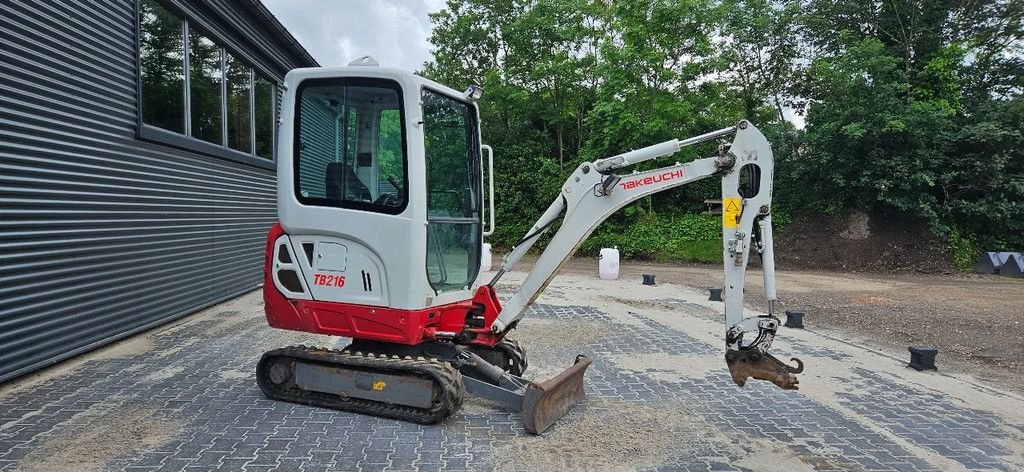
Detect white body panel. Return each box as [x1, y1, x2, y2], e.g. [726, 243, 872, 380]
[276, 66, 481, 310]
[288, 235, 389, 306]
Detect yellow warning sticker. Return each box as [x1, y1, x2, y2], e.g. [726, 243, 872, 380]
[723, 197, 742, 228]
[372, 381, 386, 391]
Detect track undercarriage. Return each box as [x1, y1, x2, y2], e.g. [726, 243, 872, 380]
[256, 339, 590, 434]
[257, 346, 466, 424]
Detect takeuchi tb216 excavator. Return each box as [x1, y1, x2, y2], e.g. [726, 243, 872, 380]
[258, 56, 803, 434]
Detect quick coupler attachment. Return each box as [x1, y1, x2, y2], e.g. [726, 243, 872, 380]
[725, 349, 803, 390]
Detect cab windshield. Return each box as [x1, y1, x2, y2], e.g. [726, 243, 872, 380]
[293, 78, 407, 214]
[423, 89, 481, 293]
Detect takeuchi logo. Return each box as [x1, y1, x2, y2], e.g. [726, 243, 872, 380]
[620, 169, 684, 190]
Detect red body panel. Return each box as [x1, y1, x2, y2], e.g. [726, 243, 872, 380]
[263, 222, 504, 347]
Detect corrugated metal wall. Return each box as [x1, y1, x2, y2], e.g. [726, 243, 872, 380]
[0, 0, 311, 382]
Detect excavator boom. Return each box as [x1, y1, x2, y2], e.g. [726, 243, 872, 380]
[489, 120, 801, 389]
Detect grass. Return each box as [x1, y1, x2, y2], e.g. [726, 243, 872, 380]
[654, 239, 721, 264]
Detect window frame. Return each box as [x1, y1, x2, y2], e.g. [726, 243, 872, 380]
[134, 0, 278, 170]
[292, 77, 410, 216]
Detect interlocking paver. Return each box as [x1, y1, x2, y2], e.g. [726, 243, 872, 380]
[0, 280, 1022, 471]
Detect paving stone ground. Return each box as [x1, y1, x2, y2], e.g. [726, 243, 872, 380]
[1, 271, 1023, 471]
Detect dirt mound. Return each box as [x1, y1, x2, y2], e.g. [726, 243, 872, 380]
[772, 212, 955, 273]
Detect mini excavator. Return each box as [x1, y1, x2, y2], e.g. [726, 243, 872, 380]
[257, 57, 803, 434]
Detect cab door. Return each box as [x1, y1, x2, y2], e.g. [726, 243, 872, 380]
[421, 88, 482, 294]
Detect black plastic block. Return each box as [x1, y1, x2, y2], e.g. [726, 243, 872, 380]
[908, 346, 938, 371]
[1000, 253, 1024, 278]
[708, 288, 722, 301]
[642, 274, 656, 285]
[974, 251, 1013, 274]
[784, 310, 805, 329]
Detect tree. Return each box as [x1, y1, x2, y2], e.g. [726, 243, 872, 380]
[719, 0, 802, 121]
[423, 0, 1024, 257]
[794, 0, 1024, 249]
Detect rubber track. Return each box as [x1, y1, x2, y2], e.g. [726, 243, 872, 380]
[256, 345, 465, 424]
[498, 338, 528, 376]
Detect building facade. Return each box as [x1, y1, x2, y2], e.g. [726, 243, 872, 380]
[0, 0, 317, 382]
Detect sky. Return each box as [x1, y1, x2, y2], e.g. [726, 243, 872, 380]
[263, 0, 447, 70]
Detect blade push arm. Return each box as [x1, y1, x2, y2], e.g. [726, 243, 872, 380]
[488, 120, 802, 390]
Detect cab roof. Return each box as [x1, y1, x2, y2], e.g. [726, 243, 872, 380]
[284, 57, 470, 102]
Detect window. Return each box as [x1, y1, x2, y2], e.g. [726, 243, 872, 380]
[226, 53, 252, 153]
[254, 76, 275, 159]
[422, 89, 481, 293]
[188, 30, 222, 144]
[293, 78, 407, 214]
[139, 0, 184, 133]
[378, 109, 404, 193]
[136, 0, 277, 163]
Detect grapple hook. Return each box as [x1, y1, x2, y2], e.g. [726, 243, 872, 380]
[725, 349, 802, 390]
[786, 357, 804, 374]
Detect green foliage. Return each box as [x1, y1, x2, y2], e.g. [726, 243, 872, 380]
[423, 0, 1024, 263]
[786, 1, 1024, 252]
[785, 38, 958, 218]
[946, 227, 979, 272]
[378, 110, 403, 183]
[581, 211, 723, 263]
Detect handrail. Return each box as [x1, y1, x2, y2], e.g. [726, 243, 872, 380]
[481, 144, 496, 236]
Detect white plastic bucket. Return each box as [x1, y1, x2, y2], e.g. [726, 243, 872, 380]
[481, 243, 492, 272]
[599, 247, 619, 280]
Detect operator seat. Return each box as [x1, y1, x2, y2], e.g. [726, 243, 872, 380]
[325, 162, 371, 202]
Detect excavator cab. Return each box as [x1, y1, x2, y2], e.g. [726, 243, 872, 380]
[271, 57, 486, 315]
[261, 57, 589, 433]
[259, 57, 801, 435]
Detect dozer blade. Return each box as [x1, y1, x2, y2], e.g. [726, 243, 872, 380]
[522, 354, 592, 434]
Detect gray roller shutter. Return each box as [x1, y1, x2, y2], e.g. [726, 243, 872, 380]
[0, 0, 307, 382]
